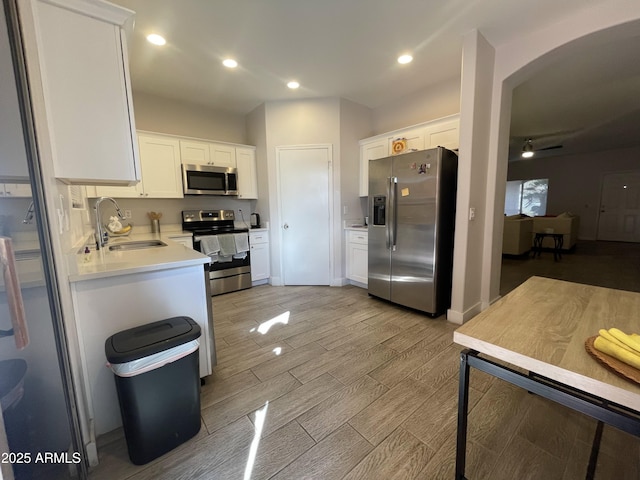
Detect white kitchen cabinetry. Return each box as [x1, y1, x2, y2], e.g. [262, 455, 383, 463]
[346, 229, 368, 286]
[423, 117, 460, 150]
[249, 230, 270, 284]
[236, 147, 258, 199]
[389, 126, 425, 155]
[359, 114, 460, 197]
[0, 183, 32, 197]
[210, 143, 236, 167]
[180, 140, 210, 166]
[26, 0, 139, 185]
[359, 138, 388, 197]
[92, 134, 183, 199]
[179, 140, 236, 167]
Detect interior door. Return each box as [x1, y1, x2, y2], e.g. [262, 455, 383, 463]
[597, 172, 640, 242]
[1, 3, 85, 478]
[278, 146, 331, 285]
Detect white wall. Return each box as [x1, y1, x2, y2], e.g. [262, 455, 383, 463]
[481, 0, 640, 307]
[132, 90, 247, 144]
[246, 103, 269, 225]
[263, 98, 342, 285]
[447, 30, 495, 324]
[507, 145, 640, 240]
[339, 99, 373, 224]
[370, 77, 461, 135]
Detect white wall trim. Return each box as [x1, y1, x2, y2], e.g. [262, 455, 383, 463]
[446, 301, 483, 325]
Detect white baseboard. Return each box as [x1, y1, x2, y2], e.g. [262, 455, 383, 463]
[446, 301, 483, 325]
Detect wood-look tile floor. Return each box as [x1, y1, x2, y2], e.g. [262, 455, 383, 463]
[89, 283, 639, 479]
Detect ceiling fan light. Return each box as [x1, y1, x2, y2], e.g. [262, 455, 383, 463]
[521, 139, 534, 158]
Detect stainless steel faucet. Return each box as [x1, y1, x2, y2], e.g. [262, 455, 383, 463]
[94, 197, 125, 249]
[22, 201, 35, 224]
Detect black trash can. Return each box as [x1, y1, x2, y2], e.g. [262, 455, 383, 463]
[105, 316, 201, 465]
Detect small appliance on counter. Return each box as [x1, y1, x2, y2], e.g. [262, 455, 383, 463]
[250, 213, 261, 229]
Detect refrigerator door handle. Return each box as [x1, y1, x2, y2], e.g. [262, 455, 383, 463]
[390, 176, 398, 251]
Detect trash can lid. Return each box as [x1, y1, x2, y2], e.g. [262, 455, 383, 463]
[105, 316, 201, 363]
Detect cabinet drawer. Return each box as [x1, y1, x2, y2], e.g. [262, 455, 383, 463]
[249, 232, 269, 245]
[348, 230, 368, 245]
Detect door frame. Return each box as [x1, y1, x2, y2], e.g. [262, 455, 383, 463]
[275, 144, 334, 285]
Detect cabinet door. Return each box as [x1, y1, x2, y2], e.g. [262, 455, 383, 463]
[389, 126, 425, 154]
[424, 118, 459, 150]
[359, 139, 388, 197]
[236, 147, 258, 199]
[180, 140, 210, 165]
[34, 1, 139, 185]
[3, 183, 32, 197]
[138, 134, 183, 198]
[250, 242, 270, 281]
[347, 242, 368, 285]
[210, 143, 236, 167]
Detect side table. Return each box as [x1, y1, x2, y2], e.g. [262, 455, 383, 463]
[532, 232, 564, 261]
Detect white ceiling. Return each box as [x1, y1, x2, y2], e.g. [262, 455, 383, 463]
[112, 0, 640, 158]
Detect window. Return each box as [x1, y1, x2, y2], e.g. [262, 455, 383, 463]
[505, 179, 549, 216]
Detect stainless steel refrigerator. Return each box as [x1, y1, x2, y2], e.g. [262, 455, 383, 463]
[368, 147, 458, 316]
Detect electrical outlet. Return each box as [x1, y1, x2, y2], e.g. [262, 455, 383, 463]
[124, 210, 132, 219]
[469, 207, 476, 221]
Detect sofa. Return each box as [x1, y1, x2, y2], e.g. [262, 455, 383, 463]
[503, 215, 533, 255]
[532, 213, 580, 250]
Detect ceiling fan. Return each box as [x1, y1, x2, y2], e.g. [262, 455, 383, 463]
[520, 137, 564, 158]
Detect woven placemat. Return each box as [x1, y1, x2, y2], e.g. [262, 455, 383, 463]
[585, 336, 640, 385]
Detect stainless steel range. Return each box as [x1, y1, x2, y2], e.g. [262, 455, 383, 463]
[182, 210, 251, 295]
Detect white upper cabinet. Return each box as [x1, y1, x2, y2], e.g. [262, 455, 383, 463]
[26, 0, 139, 185]
[359, 138, 388, 197]
[136, 134, 183, 198]
[180, 140, 237, 168]
[236, 147, 258, 199]
[210, 143, 236, 168]
[180, 140, 210, 166]
[92, 133, 183, 198]
[359, 114, 460, 197]
[423, 117, 460, 150]
[2, 183, 33, 198]
[389, 126, 425, 154]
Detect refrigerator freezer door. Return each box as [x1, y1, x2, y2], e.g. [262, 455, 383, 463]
[390, 149, 441, 313]
[368, 156, 393, 300]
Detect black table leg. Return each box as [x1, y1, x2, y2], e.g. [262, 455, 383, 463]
[586, 421, 604, 480]
[456, 351, 471, 480]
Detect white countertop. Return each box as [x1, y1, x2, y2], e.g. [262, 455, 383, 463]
[345, 226, 368, 231]
[68, 232, 209, 283]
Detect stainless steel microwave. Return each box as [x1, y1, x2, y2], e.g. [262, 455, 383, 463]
[182, 164, 238, 195]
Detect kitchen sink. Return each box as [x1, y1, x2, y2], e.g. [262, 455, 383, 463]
[108, 240, 167, 251]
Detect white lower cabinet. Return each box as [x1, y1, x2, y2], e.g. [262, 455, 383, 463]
[249, 230, 270, 284]
[346, 229, 368, 286]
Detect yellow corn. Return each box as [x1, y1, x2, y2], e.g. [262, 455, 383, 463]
[594, 336, 640, 370]
[608, 328, 640, 354]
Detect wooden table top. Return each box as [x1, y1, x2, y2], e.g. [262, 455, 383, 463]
[454, 276, 640, 411]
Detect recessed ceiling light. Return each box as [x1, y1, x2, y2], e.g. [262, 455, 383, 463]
[397, 54, 413, 64]
[146, 34, 166, 46]
[222, 58, 238, 68]
[287, 81, 300, 89]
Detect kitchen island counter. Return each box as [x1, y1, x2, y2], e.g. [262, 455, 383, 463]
[68, 231, 207, 283]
